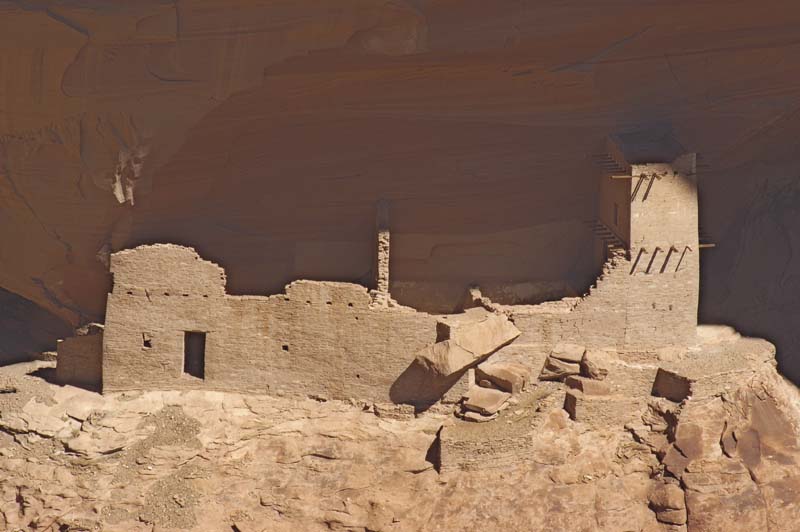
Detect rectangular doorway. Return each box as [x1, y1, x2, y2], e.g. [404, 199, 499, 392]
[183, 331, 206, 379]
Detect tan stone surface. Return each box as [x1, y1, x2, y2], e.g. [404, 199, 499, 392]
[459, 410, 498, 423]
[1, 1, 800, 391]
[475, 361, 530, 393]
[564, 376, 611, 396]
[413, 340, 476, 377]
[581, 349, 611, 380]
[652, 368, 693, 402]
[564, 390, 646, 427]
[657, 370, 800, 532]
[462, 386, 511, 416]
[54, 331, 102, 390]
[649, 482, 687, 526]
[5, 330, 800, 532]
[96, 246, 524, 408]
[550, 342, 586, 363]
[539, 356, 581, 381]
[482, 342, 549, 379]
[436, 308, 521, 358]
[2, 4, 800, 529]
[101, 245, 439, 404]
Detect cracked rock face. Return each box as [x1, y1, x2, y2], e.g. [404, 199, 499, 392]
[660, 371, 800, 532]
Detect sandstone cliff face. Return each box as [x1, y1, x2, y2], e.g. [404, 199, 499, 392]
[2, 0, 800, 378]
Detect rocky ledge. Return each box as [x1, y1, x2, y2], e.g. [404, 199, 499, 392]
[1, 329, 800, 531]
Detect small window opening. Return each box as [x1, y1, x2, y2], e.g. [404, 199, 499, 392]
[613, 203, 619, 226]
[282, 344, 289, 352]
[183, 332, 206, 379]
[142, 333, 152, 349]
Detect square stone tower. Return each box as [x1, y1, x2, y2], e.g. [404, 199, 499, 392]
[594, 144, 700, 348]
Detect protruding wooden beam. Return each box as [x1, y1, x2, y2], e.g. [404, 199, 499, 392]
[631, 175, 646, 202]
[660, 246, 676, 273]
[645, 247, 662, 274]
[641, 174, 657, 201]
[630, 247, 647, 275]
[675, 246, 691, 272]
[699, 243, 716, 249]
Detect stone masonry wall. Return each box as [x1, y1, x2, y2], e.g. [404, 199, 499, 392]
[95, 154, 699, 400]
[102, 245, 438, 402]
[512, 248, 699, 350]
[111, 244, 227, 298]
[629, 154, 698, 253]
[598, 171, 630, 246]
[55, 333, 103, 389]
[627, 154, 699, 347]
[511, 156, 699, 352]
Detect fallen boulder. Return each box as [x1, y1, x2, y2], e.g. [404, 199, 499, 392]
[437, 308, 521, 357]
[648, 481, 687, 526]
[539, 357, 580, 381]
[462, 386, 511, 416]
[416, 308, 520, 376]
[415, 341, 478, 377]
[458, 410, 498, 423]
[580, 349, 610, 380]
[651, 368, 693, 402]
[475, 361, 530, 394]
[564, 376, 610, 395]
[550, 342, 586, 363]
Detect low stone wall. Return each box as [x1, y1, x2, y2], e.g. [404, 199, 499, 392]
[56, 333, 103, 390]
[103, 275, 439, 403]
[70, 232, 701, 405]
[511, 247, 698, 352]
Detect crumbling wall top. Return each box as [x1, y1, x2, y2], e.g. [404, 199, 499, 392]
[110, 244, 227, 297]
[283, 280, 373, 308]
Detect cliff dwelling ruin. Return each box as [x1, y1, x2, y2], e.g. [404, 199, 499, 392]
[5, 3, 800, 529]
[57, 146, 712, 411]
[49, 141, 786, 490]
[7, 139, 795, 531]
